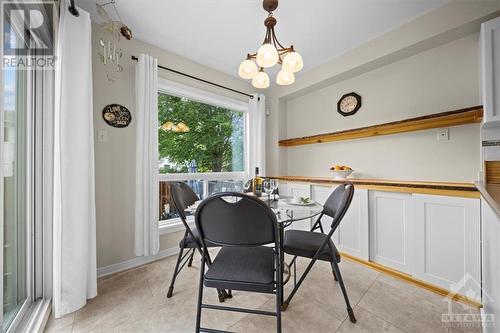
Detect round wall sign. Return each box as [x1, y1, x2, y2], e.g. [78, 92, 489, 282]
[102, 104, 131, 128]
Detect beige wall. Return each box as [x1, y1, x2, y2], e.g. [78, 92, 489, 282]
[91, 23, 254, 268]
[266, 2, 500, 181]
[284, 34, 481, 181]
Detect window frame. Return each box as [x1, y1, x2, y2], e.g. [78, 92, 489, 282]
[157, 78, 250, 228]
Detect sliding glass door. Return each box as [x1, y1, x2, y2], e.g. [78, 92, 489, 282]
[2, 7, 31, 330]
[1, 2, 54, 331]
[2, 67, 28, 331]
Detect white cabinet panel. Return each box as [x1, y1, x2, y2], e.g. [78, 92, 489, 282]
[481, 16, 500, 126]
[413, 194, 480, 300]
[312, 185, 369, 260]
[481, 199, 500, 333]
[279, 182, 311, 231]
[369, 191, 413, 274]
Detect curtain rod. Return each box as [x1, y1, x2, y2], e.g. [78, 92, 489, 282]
[131, 56, 254, 99]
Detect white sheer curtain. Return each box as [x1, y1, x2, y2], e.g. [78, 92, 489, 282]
[249, 94, 266, 177]
[53, 0, 97, 318]
[134, 54, 160, 257]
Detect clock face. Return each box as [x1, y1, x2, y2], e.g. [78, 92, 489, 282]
[337, 93, 361, 116]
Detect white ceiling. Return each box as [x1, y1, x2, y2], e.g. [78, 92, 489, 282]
[78, 0, 448, 79]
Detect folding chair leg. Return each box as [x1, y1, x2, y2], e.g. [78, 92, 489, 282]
[293, 259, 297, 287]
[281, 256, 318, 311]
[331, 259, 356, 323]
[187, 249, 195, 267]
[276, 283, 282, 333]
[167, 243, 185, 298]
[276, 250, 282, 333]
[195, 256, 206, 332]
[330, 262, 338, 281]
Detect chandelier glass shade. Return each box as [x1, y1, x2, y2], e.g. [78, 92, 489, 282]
[239, 0, 303, 88]
[276, 69, 295, 85]
[252, 70, 270, 89]
[238, 59, 259, 79]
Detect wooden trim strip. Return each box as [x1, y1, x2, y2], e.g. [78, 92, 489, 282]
[269, 176, 479, 198]
[340, 252, 482, 309]
[485, 161, 500, 184]
[279, 106, 483, 147]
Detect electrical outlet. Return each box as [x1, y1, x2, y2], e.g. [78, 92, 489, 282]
[437, 128, 449, 141]
[98, 129, 108, 143]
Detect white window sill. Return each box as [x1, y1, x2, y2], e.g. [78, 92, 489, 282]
[159, 216, 194, 235]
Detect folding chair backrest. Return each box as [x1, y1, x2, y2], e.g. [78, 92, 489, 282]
[170, 181, 199, 224]
[323, 184, 354, 231]
[195, 192, 278, 247]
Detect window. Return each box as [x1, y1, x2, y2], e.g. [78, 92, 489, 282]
[158, 80, 249, 224]
[2, 64, 29, 333]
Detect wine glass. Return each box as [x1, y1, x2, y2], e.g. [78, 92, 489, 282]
[263, 179, 273, 205]
[270, 179, 279, 201]
[243, 177, 252, 193]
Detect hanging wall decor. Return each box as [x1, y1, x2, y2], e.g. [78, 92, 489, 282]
[96, 0, 132, 82]
[102, 104, 132, 128]
[337, 92, 362, 117]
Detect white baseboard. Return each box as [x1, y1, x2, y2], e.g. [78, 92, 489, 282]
[97, 246, 180, 278]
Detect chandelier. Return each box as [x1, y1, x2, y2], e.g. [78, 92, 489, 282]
[238, 0, 303, 89]
[161, 121, 190, 133]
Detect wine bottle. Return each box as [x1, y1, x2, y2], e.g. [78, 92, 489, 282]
[253, 167, 262, 196]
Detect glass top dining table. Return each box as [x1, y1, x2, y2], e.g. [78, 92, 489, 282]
[263, 195, 323, 224]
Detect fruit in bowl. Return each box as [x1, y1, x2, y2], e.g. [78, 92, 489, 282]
[329, 165, 354, 180]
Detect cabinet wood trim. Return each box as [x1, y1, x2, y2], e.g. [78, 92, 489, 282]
[279, 106, 483, 147]
[340, 252, 482, 309]
[268, 176, 479, 198]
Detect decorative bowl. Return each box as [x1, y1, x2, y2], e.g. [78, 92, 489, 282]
[330, 169, 354, 180]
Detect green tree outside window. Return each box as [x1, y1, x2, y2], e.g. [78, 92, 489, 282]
[158, 93, 245, 173]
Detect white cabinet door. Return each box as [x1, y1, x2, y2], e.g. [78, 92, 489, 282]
[312, 185, 369, 259]
[369, 191, 413, 274]
[279, 182, 311, 231]
[481, 199, 500, 333]
[413, 194, 481, 300]
[481, 16, 500, 127]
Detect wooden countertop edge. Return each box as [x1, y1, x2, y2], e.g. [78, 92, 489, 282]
[267, 176, 480, 198]
[475, 181, 500, 217]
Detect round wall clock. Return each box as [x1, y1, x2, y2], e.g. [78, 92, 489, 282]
[102, 104, 132, 128]
[337, 92, 361, 117]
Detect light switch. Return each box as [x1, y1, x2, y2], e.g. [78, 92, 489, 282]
[437, 128, 449, 141]
[98, 129, 108, 143]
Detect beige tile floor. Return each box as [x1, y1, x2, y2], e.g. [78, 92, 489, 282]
[45, 252, 482, 333]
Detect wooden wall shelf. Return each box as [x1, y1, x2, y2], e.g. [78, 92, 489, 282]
[279, 106, 483, 147]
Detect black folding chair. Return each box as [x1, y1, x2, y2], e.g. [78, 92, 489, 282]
[282, 183, 357, 323]
[194, 192, 282, 333]
[166, 182, 229, 302]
